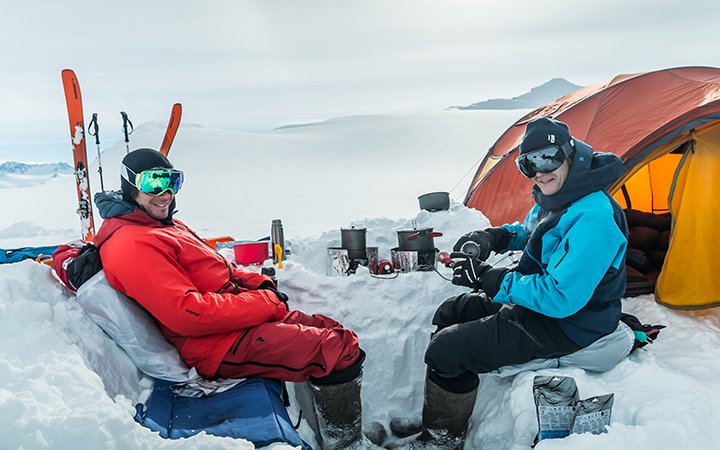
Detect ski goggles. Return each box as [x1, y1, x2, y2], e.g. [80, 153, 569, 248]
[122, 165, 184, 196]
[515, 141, 573, 178]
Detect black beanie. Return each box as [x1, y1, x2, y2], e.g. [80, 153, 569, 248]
[519, 117, 571, 154]
[120, 148, 174, 204]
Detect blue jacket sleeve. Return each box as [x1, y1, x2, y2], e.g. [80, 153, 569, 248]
[502, 205, 539, 250]
[493, 203, 627, 318]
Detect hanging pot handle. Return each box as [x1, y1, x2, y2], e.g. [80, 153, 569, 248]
[406, 232, 421, 241]
[428, 232, 443, 238]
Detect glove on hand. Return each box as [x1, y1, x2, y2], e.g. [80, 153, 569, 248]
[452, 227, 512, 260]
[259, 281, 290, 307]
[450, 252, 510, 297]
[450, 252, 491, 291]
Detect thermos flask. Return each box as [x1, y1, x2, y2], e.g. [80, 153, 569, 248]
[271, 219, 285, 263]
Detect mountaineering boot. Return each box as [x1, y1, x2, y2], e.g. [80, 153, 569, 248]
[307, 369, 383, 449]
[387, 375, 478, 450]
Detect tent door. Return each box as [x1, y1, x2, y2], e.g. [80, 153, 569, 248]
[656, 127, 720, 309]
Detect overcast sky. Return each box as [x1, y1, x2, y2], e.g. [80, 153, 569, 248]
[2, 0, 720, 163]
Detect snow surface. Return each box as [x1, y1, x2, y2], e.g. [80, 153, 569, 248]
[1, 111, 720, 449]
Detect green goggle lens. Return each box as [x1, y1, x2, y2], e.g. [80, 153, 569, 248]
[135, 169, 184, 196]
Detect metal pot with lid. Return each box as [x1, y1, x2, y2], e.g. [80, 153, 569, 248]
[341, 226, 368, 260]
[397, 227, 443, 252]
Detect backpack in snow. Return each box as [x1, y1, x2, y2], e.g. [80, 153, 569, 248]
[52, 242, 103, 292]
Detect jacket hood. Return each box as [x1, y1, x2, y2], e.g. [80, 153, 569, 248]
[532, 140, 623, 211]
[95, 190, 137, 219]
[93, 190, 173, 247]
[95, 189, 176, 222]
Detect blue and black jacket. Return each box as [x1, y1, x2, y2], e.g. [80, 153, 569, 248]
[493, 140, 629, 347]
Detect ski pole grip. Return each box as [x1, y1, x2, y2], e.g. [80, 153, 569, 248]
[88, 113, 100, 145]
[120, 111, 134, 142]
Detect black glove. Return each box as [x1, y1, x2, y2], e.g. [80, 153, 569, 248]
[452, 227, 512, 260]
[451, 252, 491, 291]
[258, 281, 289, 306]
[450, 252, 510, 297]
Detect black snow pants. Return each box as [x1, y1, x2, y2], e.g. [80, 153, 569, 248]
[424, 292, 580, 393]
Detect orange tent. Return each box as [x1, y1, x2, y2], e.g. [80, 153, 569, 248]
[464, 66, 720, 309]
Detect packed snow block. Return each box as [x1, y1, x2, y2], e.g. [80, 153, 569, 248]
[135, 378, 312, 449]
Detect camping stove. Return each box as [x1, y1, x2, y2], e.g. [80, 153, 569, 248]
[327, 247, 378, 276]
[391, 248, 437, 273]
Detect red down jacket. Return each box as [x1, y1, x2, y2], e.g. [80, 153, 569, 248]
[95, 209, 288, 377]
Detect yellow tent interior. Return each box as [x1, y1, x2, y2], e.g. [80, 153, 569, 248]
[611, 121, 720, 309]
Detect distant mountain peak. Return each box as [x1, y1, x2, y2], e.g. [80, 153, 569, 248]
[0, 161, 74, 189]
[0, 161, 73, 175]
[451, 78, 582, 111]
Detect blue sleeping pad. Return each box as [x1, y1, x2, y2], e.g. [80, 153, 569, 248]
[0, 245, 58, 263]
[134, 377, 312, 449]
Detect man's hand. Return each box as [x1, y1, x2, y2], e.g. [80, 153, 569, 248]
[258, 281, 289, 307]
[452, 231, 493, 261]
[452, 227, 512, 261]
[450, 252, 510, 297]
[450, 252, 491, 291]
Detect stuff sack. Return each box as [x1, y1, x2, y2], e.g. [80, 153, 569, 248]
[76, 270, 197, 382]
[495, 321, 635, 377]
[135, 378, 312, 449]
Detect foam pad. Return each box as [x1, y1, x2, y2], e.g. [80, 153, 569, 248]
[135, 378, 311, 449]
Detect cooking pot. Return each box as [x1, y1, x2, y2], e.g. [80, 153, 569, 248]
[418, 191, 450, 212]
[341, 227, 367, 260]
[233, 241, 270, 265]
[397, 227, 443, 252]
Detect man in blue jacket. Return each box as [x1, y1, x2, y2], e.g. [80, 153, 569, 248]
[397, 117, 628, 449]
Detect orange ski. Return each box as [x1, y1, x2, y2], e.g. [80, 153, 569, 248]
[61, 69, 95, 241]
[159, 103, 182, 157]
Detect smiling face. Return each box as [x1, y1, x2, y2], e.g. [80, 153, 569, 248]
[533, 159, 571, 195]
[135, 190, 174, 220]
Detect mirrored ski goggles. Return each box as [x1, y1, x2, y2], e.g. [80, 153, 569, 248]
[122, 166, 184, 196]
[515, 143, 572, 178]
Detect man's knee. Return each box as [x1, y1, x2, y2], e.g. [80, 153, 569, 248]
[424, 325, 467, 377]
[312, 349, 365, 385]
[432, 292, 495, 330]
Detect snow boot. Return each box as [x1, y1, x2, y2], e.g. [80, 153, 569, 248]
[387, 375, 478, 450]
[306, 369, 383, 450]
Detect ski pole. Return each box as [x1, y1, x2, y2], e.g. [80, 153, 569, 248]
[120, 111, 134, 154]
[87, 113, 104, 191]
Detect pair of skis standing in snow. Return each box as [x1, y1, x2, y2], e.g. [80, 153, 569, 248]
[61, 69, 182, 242]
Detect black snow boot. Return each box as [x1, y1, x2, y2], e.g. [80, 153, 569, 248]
[305, 369, 383, 450]
[387, 375, 478, 450]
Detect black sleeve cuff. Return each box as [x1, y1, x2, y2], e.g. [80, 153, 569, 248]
[482, 267, 510, 298]
[258, 280, 277, 290]
[485, 227, 512, 253]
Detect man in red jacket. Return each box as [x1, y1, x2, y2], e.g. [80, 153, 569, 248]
[93, 148, 378, 450]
